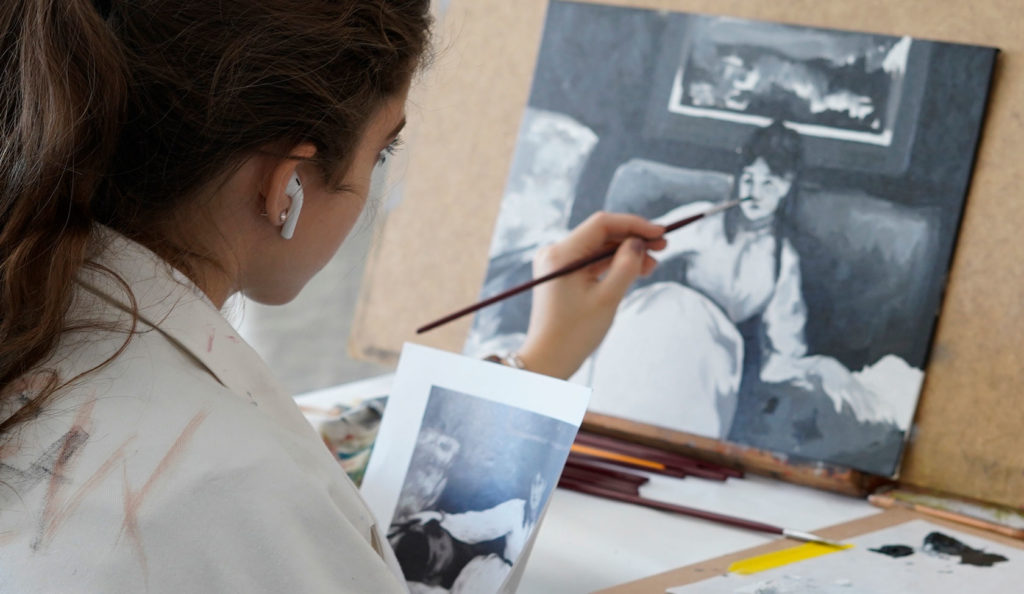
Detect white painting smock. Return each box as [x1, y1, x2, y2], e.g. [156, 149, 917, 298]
[0, 229, 407, 593]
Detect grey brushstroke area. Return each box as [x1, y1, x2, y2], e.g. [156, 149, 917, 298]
[465, 1, 997, 476]
[465, 108, 597, 358]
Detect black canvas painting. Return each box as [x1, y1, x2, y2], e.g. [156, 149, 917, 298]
[465, 2, 997, 477]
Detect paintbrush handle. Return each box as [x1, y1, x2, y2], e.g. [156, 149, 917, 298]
[565, 455, 651, 485]
[557, 478, 784, 536]
[416, 200, 742, 334]
[575, 431, 740, 481]
[416, 245, 616, 333]
[663, 199, 741, 232]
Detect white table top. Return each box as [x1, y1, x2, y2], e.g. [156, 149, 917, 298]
[520, 473, 875, 593]
[297, 376, 878, 594]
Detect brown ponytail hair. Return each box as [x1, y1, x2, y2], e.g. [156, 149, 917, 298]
[0, 0, 431, 436]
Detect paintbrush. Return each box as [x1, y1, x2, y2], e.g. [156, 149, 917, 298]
[575, 431, 742, 480]
[556, 477, 845, 547]
[417, 199, 746, 334]
[569, 443, 691, 479]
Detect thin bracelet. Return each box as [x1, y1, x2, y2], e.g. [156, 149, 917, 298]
[484, 352, 527, 370]
[502, 352, 527, 370]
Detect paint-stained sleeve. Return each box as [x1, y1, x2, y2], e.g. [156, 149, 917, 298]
[759, 240, 809, 381]
[439, 499, 525, 544]
[131, 448, 410, 593]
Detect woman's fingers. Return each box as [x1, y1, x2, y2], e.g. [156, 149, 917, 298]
[586, 246, 660, 279]
[640, 253, 659, 276]
[646, 237, 668, 251]
[565, 211, 664, 258]
[534, 212, 665, 279]
[597, 238, 648, 304]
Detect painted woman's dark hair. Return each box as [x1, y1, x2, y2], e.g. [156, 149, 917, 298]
[724, 120, 804, 253]
[739, 119, 803, 182]
[0, 0, 431, 436]
[722, 120, 804, 285]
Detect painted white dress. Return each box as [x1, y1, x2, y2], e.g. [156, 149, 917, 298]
[0, 229, 408, 593]
[589, 201, 806, 438]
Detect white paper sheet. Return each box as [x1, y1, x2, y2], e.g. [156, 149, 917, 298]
[361, 343, 590, 593]
[668, 520, 1021, 594]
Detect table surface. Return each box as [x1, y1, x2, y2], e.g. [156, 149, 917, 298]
[297, 376, 879, 594]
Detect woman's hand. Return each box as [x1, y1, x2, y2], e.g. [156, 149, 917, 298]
[518, 212, 666, 379]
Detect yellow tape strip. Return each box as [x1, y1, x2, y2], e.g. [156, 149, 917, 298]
[727, 543, 854, 575]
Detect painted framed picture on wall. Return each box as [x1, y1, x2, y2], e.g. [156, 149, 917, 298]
[648, 15, 931, 175]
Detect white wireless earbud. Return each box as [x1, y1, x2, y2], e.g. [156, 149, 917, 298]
[281, 173, 303, 240]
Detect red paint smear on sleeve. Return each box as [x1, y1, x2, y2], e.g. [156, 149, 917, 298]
[119, 409, 210, 577]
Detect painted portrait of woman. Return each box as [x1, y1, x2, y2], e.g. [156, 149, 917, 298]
[590, 121, 911, 449]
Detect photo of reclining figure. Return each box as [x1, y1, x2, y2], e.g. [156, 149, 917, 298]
[386, 386, 574, 593]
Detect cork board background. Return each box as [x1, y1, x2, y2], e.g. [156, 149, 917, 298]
[350, 0, 1024, 508]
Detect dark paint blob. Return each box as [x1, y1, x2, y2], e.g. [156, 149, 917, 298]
[870, 544, 915, 558]
[923, 531, 1009, 567]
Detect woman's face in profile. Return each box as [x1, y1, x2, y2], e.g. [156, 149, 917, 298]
[737, 157, 793, 223]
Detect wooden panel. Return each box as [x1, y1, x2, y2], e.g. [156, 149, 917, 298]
[350, 0, 1024, 508]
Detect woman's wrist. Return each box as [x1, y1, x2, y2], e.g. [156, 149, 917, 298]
[517, 340, 580, 380]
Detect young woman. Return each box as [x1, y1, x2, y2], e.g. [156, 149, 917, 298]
[0, 1, 664, 591]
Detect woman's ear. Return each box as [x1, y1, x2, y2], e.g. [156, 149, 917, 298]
[261, 143, 317, 230]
